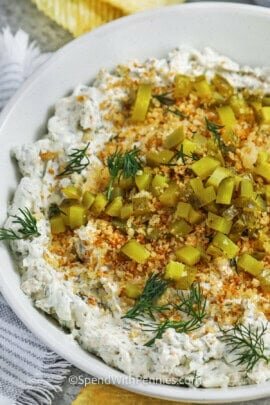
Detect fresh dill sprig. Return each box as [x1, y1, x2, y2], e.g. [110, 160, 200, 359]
[153, 93, 175, 106]
[205, 118, 230, 154]
[58, 143, 90, 176]
[122, 273, 169, 321]
[0, 208, 40, 241]
[220, 323, 269, 372]
[165, 144, 199, 166]
[106, 148, 142, 200]
[153, 93, 187, 118]
[144, 283, 207, 346]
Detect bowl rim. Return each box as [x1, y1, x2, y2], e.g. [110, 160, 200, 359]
[1, 3, 270, 403]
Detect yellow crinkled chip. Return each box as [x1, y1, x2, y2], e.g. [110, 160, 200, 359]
[72, 384, 190, 405]
[107, 0, 181, 14]
[32, 0, 184, 37]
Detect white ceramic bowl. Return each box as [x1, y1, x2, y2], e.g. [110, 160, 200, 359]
[1, 3, 270, 403]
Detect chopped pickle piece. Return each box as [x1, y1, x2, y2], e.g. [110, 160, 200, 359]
[216, 177, 235, 204]
[193, 77, 212, 99]
[217, 105, 237, 128]
[212, 75, 233, 99]
[206, 212, 232, 234]
[68, 205, 86, 229]
[237, 253, 264, 277]
[90, 193, 108, 216]
[50, 215, 66, 234]
[206, 244, 223, 257]
[261, 106, 270, 124]
[118, 177, 134, 190]
[151, 174, 168, 196]
[190, 177, 204, 195]
[188, 207, 204, 224]
[164, 261, 187, 281]
[201, 186, 217, 206]
[240, 179, 253, 199]
[207, 167, 232, 188]
[175, 267, 197, 290]
[230, 94, 250, 117]
[252, 194, 267, 211]
[131, 83, 152, 122]
[62, 186, 81, 200]
[125, 283, 142, 299]
[132, 196, 152, 216]
[105, 196, 123, 217]
[175, 202, 192, 220]
[120, 239, 150, 264]
[176, 246, 201, 266]
[190, 177, 216, 206]
[174, 74, 192, 98]
[120, 204, 133, 219]
[135, 170, 152, 191]
[191, 157, 220, 179]
[169, 219, 192, 237]
[211, 232, 239, 258]
[254, 162, 270, 182]
[82, 191, 95, 209]
[181, 139, 197, 155]
[164, 126, 184, 149]
[146, 150, 174, 167]
[159, 183, 180, 207]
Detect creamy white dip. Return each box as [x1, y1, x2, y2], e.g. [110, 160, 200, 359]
[7, 46, 270, 387]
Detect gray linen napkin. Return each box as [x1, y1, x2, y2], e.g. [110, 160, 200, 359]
[0, 27, 70, 405]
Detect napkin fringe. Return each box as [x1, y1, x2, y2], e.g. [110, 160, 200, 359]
[16, 353, 70, 405]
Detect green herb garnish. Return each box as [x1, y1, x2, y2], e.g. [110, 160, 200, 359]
[0, 208, 40, 241]
[153, 93, 175, 106]
[166, 144, 199, 166]
[153, 93, 186, 118]
[205, 118, 230, 154]
[144, 283, 206, 346]
[123, 273, 169, 321]
[106, 148, 142, 200]
[220, 323, 269, 372]
[58, 143, 90, 176]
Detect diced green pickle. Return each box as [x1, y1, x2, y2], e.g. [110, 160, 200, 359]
[68, 205, 86, 229]
[237, 253, 264, 277]
[50, 215, 66, 234]
[91, 194, 108, 216]
[254, 162, 270, 182]
[240, 179, 254, 199]
[175, 202, 192, 220]
[146, 150, 174, 166]
[164, 261, 187, 281]
[174, 74, 192, 98]
[135, 170, 152, 191]
[261, 106, 270, 124]
[169, 219, 192, 237]
[207, 167, 232, 188]
[131, 83, 152, 122]
[206, 212, 232, 234]
[212, 75, 233, 100]
[159, 183, 180, 207]
[164, 126, 185, 149]
[120, 239, 150, 264]
[120, 204, 133, 219]
[82, 191, 95, 209]
[211, 232, 239, 258]
[191, 157, 220, 179]
[125, 283, 142, 299]
[105, 196, 123, 217]
[151, 174, 168, 196]
[216, 177, 235, 205]
[175, 267, 197, 290]
[176, 246, 201, 266]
